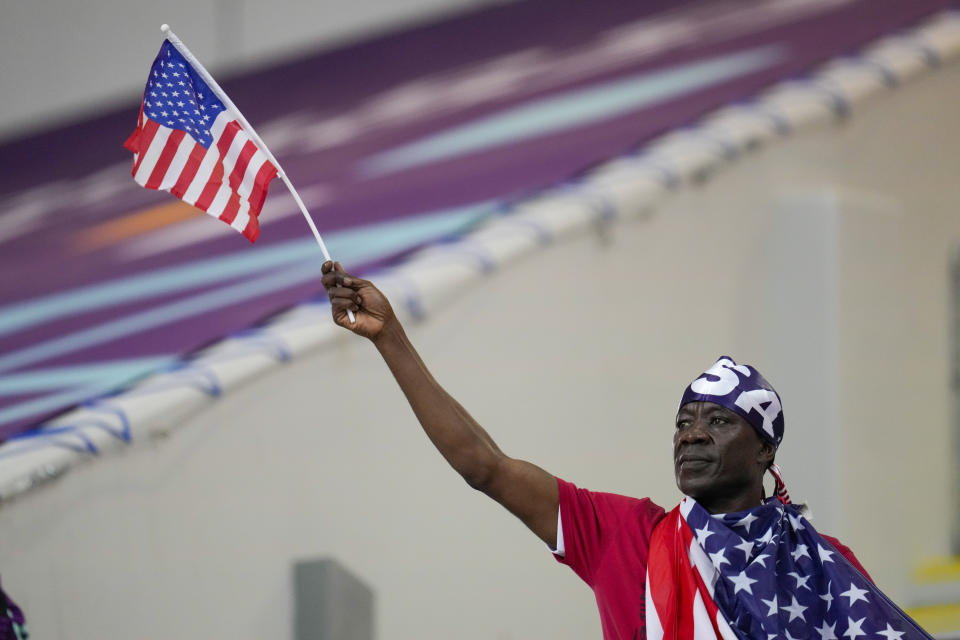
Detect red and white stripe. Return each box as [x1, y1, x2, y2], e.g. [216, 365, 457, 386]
[768, 463, 792, 505]
[645, 499, 739, 640]
[124, 107, 277, 242]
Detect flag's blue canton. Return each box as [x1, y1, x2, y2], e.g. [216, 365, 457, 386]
[142, 41, 226, 149]
[684, 499, 931, 640]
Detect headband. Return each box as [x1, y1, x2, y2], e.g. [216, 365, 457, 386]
[679, 356, 784, 448]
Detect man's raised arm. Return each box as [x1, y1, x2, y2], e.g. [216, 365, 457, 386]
[321, 261, 559, 547]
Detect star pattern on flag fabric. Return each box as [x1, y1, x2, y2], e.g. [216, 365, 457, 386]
[816, 619, 839, 640]
[758, 527, 776, 544]
[762, 595, 779, 617]
[843, 616, 867, 640]
[818, 543, 836, 563]
[710, 548, 730, 568]
[840, 583, 870, 607]
[142, 42, 226, 149]
[783, 595, 808, 622]
[736, 512, 759, 533]
[695, 525, 714, 547]
[674, 499, 933, 640]
[821, 582, 835, 610]
[878, 623, 906, 640]
[789, 571, 812, 591]
[735, 538, 755, 559]
[788, 512, 806, 530]
[729, 570, 757, 594]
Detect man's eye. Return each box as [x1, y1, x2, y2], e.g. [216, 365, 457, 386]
[676, 420, 689, 430]
[710, 416, 728, 425]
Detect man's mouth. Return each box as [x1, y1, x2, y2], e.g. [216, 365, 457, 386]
[676, 454, 712, 469]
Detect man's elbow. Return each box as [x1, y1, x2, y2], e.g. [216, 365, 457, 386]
[459, 453, 503, 493]
[461, 466, 494, 492]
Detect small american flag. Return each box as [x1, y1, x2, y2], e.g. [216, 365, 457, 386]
[124, 40, 277, 242]
[646, 497, 933, 640]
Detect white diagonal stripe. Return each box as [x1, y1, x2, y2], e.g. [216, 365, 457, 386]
[237, 150, 269, 198]
[133, 126, 172, 185]
[645, 567, 664, 640]
[181, 146, 219, 205]
[206, 184, 233, 217]
[219, 129, 249, 184]
[181, 111, 232, 203]
[692, 590, 714, 640]
[230, 199, 251, 232]
[157, 135, 196, 190]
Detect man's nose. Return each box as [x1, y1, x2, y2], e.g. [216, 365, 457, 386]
[677, 420, 710, 444]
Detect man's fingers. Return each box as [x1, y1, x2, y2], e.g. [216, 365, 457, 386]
[321, 271, 339, 289]
[323, 261, 373, 329]
[321, 261, 367, 291]
[331, 295, 360, 312]
[320, 261, 336, 289]
[327, 286, 361, 303]
[331, 293, 358, 306]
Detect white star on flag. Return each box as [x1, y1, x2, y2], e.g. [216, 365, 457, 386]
[791, 544, 811, 561]
[818, 544, 836, 563]
[695, 525, 714, 547]
[820, 587, 835, 610]
[709, 549, 730, 568]
[735, 538, 754, 559]
[877, 623, 905, 640]
[816, 620, 838, 640]
[735, 512, 759, 533]
[729, 570, 757, 594]
[840, 583, 869, 606]
[761, 595, 779, 617]
[843, 616, 867, 640]
[783, 595, 808, 622]
[789, 571, 811, 591]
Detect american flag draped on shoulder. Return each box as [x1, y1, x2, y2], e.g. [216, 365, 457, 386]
[124, 39, 277, 242]
[645, 497, 933, 640]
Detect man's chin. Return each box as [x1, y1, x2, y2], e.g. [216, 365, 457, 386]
[676, 475, 712, 500]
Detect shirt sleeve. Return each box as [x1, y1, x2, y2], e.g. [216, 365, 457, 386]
[552, 477, 665, 586]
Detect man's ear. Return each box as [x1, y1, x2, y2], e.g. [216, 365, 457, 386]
[758, 441, 776, 467]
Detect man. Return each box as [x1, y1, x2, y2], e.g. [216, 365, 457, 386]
[320, 261, 931, 640]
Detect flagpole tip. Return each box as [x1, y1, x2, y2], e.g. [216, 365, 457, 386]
[160, 23, 170, 34]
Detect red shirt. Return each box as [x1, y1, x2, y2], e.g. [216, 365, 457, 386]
[553, 478, 871, 640]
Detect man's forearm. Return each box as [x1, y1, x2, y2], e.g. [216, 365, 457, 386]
[373, 319, 503, 489]
[321, 263, 558, 545]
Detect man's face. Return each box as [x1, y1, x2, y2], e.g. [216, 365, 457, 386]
[673, 401, 772, 511]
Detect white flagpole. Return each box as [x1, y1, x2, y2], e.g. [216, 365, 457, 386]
[160, 24, 354, 322]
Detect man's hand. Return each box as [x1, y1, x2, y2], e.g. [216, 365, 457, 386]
[321, 261, 394, 340]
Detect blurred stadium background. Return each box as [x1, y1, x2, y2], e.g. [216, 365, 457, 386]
[0, 1, 959, 638]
